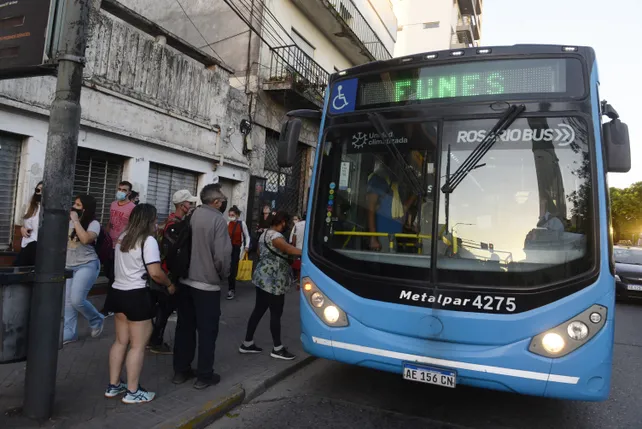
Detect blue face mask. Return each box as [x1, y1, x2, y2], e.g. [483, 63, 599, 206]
[116, 191, 127, 201]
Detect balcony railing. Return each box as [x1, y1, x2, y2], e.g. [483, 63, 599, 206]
[326, 0, 392, 61]
[265, 45, 329, 106]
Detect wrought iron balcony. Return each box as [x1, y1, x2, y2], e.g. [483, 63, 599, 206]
[263, 45, 329, 109]
[291, 0, 393, 65]
[326, 0, 392, 61]
[457, 0, 482, 40]
[458, 0, 482, 17]
[456, 15, 480, 44]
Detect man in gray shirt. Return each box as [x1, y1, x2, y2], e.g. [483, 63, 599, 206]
[173, 184, 232, 389]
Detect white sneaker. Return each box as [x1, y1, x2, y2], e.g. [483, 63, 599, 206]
[122, 386, 156, 404]
[104, 381, 127, 398]
[91, 319, 104, 338]
[227, 290, 235, 300]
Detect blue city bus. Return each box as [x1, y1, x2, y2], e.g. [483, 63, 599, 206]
[278, 45, 631, 401]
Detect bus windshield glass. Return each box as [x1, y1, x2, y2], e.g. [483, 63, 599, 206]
[313, 121, 438, 281]
[312, 116, 594, 287]
[436, 117, 593, 286]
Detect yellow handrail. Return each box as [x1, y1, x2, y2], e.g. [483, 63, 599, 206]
[332, 231, 432, 239]
[395, 233, 432, 239]
[333, 231, 389, 237]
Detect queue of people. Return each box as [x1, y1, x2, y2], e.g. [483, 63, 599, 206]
[13, 178, 303, 404]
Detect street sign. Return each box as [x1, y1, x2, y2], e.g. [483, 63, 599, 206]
[0, 0, 61, 79]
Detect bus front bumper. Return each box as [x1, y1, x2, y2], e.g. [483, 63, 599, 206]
[300, 295, 613, 401]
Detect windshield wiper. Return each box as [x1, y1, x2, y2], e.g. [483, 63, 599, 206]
[441, 104, 526, 194]
[367, 113, 424, 198]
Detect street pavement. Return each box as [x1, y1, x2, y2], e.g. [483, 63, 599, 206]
[0, 282, 306, 429]
[209, 302, 642, 429]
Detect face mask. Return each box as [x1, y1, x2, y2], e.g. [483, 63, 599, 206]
[34, 194, 42, 203]
[116, 191, 127, 201]
[219, 200, 228, 213]
[228, 216, 236, 222]
[71, 208, 84, 218]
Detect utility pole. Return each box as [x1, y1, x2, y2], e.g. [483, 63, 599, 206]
[23, 0, 92, 420]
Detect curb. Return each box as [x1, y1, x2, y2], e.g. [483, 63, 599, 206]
[161, 387, 245, 429]
[162, 356, 317, 429]
[243, 355, 317, 404]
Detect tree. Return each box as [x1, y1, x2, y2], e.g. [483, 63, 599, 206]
[610, 182, 642, 242]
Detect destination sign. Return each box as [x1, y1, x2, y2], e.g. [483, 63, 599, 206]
[356, 58, 583, 108]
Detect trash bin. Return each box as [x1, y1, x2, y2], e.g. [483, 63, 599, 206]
[0, 267, 70, 364]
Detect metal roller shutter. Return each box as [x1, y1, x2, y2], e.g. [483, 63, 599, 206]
[0, 133, 22, 250]
[147, 163, 199, 223]
[73, 148, 125, 225]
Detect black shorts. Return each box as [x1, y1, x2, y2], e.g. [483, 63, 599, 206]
[104, 287, 155, 322]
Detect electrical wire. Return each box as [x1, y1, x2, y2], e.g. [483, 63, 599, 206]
[173, 0, 247, 89]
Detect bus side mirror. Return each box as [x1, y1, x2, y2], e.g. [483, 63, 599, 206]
[604, 118, 631, 173]
[278, 118, 301, 168]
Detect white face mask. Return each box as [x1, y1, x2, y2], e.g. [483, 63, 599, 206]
[228, 216, 236, 222]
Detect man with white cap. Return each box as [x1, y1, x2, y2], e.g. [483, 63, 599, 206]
[149, 189, 198, 354]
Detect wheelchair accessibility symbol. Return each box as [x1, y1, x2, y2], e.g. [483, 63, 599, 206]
[329, 78, 357, 114]
[332, 85, 349, 111]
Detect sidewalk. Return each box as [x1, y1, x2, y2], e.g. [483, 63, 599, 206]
[0, 283, 310, 429]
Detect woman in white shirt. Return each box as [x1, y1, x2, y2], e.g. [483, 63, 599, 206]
[14, 181, 43, 266]
[104, 204, 175, 405]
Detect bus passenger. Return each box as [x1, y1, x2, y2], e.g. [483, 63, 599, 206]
[366, 157, 415, 251]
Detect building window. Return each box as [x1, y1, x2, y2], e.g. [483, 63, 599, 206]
[147, 163, 199, 223]
[423, 21, 440, 29]
[291, 28, 315, 58]
[73, 148, 125, 225]
[0, 132, 21, 250]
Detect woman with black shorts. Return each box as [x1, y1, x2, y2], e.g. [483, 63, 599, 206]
[104, 204, 176, 404]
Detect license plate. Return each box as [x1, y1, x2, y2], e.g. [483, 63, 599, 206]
[627, 284, 642, 291]
[403, 363, 456, 388]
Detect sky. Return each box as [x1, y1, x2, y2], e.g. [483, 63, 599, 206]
[481, 0, 641, 189]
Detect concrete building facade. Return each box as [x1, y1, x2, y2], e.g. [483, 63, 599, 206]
[0, 5, 249, 251]
[118, 0, 399, 230]
[392, 0, 483, 57]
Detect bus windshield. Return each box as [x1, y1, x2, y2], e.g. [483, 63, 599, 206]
[311, 116, 594, 288]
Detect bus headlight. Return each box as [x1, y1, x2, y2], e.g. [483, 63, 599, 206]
[311, 292, 325, 308]
[301, 277, 349, 327]
[324, 306, 340, 323]
[542, 333, 565, 354]
[529, 304, 607, 358]
[567, 321, 589, 341]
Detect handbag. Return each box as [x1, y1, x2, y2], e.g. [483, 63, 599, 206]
[236, 253, 253, 281]
[263, 231, 292, 262]
[142, 238, 170, 296]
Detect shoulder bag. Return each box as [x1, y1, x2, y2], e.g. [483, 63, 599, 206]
[142, 237, 171, 296]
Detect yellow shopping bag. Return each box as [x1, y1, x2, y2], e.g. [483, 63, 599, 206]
[236, 253, 253, 281]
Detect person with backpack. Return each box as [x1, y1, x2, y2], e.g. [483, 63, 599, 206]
[226, 205, 251, 300]
[63, 195, 104, 345]
[172, 185, 231, 390]
[239, 211, 301, 361]
[148, 190, 197, 354]
[104, 204, 175, 404]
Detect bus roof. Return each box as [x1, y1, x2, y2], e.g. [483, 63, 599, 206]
[330, 44, 597, 84]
